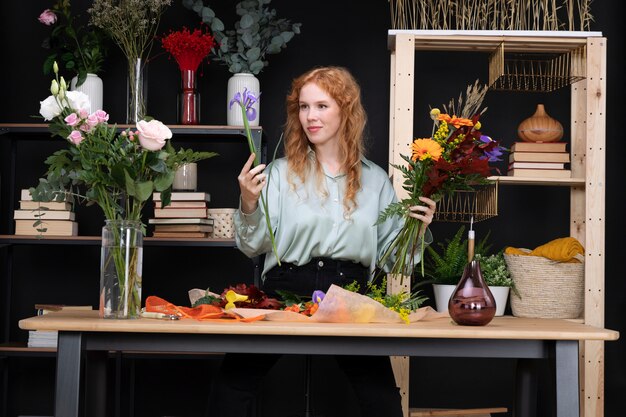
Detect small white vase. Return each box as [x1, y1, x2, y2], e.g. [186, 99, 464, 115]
[432, 284, 456, 313]
[227, 73, 260, 126]
[489, 286, 510, 316]
[71, 73, 103, 113]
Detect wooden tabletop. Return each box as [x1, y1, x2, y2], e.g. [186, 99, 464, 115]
[19, 311, 619, 341]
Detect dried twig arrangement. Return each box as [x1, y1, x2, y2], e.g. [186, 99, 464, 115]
[389, 0, 594, 31]
[440, 80, 489, 119]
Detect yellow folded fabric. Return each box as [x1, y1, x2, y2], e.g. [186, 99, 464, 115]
[505, 237, 584, 263]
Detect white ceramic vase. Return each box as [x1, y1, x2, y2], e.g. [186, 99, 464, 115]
[226, 73, 260, 126]
[71, 73, 103, 113]
[432, 284, 456, 313]
[489, 286, 510, 316]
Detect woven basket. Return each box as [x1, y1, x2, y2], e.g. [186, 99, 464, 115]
[207, 208, 237, 239]
[504, 250, 584, 318]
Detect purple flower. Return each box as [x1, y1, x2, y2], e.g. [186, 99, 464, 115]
[229, 88, 260, 122]
[312, 290, 326, 304]
[479, 135, 505, 162]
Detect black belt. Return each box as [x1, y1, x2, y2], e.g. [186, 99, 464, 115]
[279, 257, 368, 272]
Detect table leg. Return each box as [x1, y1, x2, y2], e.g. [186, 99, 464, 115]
[86, 350, 107, 417]
[55, 332, 83, 417]
[555, 340, 579, 417]
[514, 359, 538, 417]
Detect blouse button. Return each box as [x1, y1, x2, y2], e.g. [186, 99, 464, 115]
[317, 260, 325, 267]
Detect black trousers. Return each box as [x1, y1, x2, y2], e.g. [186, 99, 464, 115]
[208, 258, 404, 417]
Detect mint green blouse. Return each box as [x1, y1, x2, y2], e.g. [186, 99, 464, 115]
[234, 154, 432, 280]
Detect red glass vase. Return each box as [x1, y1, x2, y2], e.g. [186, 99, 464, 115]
[448, 260, 496, 326]
[178, 69, 200, 125]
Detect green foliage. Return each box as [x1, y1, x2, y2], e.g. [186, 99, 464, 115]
[41, 0, 108, 85]
[182, 0, 301, 75]
[474, 253, 517, 293]
[424, 225, 492, 285]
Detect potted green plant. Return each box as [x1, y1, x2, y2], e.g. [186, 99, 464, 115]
[474, 252, 517, 316]
[182, 0, 301, 125]
[39, 0, 109, 111]
[424, 225, 491, 312]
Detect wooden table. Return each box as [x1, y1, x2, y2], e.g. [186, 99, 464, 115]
[19, 311, 619, 417]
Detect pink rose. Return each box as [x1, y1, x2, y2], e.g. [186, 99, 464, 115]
[38, 9, 57, 26]
[86, 113, 99, 128]
[136, 120, 172, 151]
[93, 110, 109, 123]
[64, 113, 80, 127]
[79, 108, 89, 119]
[68, 130, 84, 145]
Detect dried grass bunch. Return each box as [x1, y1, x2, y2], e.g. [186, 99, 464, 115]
[389, 0, 593, 31]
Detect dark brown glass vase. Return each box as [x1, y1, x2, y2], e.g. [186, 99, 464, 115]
[448, 260, 496, 326]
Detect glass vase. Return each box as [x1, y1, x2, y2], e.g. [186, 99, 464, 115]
[127, 57, 147, 123]
[100, 220, 143, 319]
[448, 260, 496, 326]
[178, 69, 200, 125]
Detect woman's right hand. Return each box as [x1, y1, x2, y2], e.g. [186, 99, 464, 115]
[238, 153, 267, 214]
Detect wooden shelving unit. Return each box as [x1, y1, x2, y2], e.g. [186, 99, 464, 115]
[388, 30, 606, 416]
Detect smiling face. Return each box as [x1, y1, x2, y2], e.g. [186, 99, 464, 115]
[298, 82, 342, 149]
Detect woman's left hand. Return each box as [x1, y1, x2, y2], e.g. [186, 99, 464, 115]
[408, 196, 437, 235]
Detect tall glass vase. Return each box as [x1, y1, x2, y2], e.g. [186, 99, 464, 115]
[100, 220, 143, 319]
[127, 58, 148, 123]
[178, 69, 200, 125]
[448, 260, 496, 326]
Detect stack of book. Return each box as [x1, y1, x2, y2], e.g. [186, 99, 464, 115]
[14, 190, 78, 236]
[150, 191, 214, 238]
[507, 142, 571, 178]
[27, 304, 92, 348]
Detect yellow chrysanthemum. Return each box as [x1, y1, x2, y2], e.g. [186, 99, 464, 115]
[429, 108, 441, 120]
[438, 114, 474, 128]
[411, 138, 443, 162]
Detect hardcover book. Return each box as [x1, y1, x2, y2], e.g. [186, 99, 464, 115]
[153, 207, 208, 218]
[508, 161, 566, 170]
[152, 232, 211, 238]
[507, 168, 572, 178]
[14, 210, 75, 221]
[19, 201, 73, 211]
[148, 218, 214, 225]
[14, 220, 78, 236]
[153, 224, 214, 233]
[509, 152, 570, 163]
[510, 142, 568, 153]
[153, 192, 211, 202]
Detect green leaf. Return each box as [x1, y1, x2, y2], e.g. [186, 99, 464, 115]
[249, 60, 264, 74]
[154, 171, 175, 191]
[246, 47, 261, 61]
[240, 14, 254, 29]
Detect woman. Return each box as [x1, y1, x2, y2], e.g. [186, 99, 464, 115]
[210, 66, 436, 417]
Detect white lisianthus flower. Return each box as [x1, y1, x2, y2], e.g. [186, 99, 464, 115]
[136, 120, 172, 151]
[66, 91, 91, 114]
[39, 95, 63, 121]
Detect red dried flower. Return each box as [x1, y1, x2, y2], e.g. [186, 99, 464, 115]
[161, 27, 216, 71]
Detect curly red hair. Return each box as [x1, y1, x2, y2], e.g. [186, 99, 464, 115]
[284, 66, 366, 214]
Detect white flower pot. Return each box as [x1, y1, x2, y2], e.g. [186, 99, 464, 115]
[227, 73, 260, 126]
[432, 284, 456, 313]
[71, 73, 103, 113]
[489, 286, 510, 316]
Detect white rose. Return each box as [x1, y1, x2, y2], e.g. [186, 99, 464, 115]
[39, 95, 63, 121]
[136, 120, 172, 151]
[65, 91, 91, 113]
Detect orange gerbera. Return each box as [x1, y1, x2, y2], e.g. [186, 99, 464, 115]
[438, 114, 474, 128]
[411, 138, 443, 161]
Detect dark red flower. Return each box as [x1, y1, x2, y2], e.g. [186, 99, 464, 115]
[161, 27, 216, 71]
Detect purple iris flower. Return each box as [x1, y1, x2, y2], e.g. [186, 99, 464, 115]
[229, 88, 260, 122]
[479, 135, 504, 162]
[312, 290, 326, 304]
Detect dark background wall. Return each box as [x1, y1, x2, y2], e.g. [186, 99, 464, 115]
[0, 1, 623, 416]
